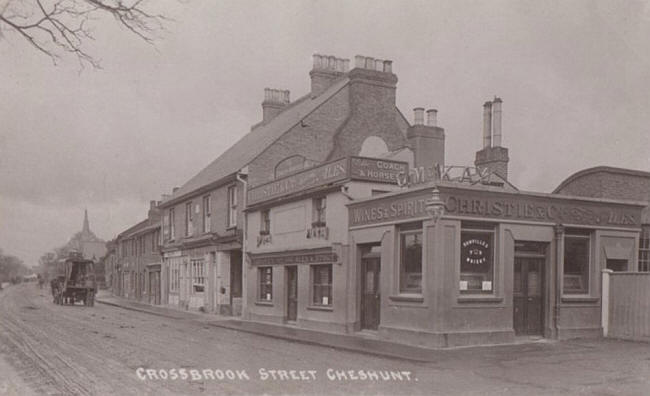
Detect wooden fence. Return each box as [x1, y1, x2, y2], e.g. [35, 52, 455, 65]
[602, 269, 650, 342]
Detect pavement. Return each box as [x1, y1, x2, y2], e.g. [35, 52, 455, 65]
[96, 291, 551, 363]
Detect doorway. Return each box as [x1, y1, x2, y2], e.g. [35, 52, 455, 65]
[286, 266, 298, 322]
[360, 245, 381, 330]
[513, 242, 546, 336]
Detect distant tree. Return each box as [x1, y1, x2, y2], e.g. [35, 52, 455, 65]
[0, 0, 171, 68]
[0, 248, 30, 283]
[38, 251, 58, 281]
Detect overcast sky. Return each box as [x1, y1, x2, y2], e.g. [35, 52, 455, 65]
[1, 0, 649, 266]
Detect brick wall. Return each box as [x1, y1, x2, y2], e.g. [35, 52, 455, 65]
[248, 68, 408, 187]
[556, 171, 650, 201]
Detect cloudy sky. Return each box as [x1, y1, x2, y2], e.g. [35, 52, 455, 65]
[1, 0, 649, 266]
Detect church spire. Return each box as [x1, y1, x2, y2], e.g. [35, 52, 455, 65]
[83, 209, 90, 234]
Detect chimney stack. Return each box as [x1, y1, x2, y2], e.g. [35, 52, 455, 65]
[407, 107, 445, 169]
[262, 88, 290, 123]
[475, 97, 509, 180]
[310, 54, 349, 97]
[149, 200, 157, 210]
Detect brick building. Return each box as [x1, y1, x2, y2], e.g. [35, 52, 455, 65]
[158, 53, 420, 316]
[554, 167, 650, 272]
[114, 201, 162, 303]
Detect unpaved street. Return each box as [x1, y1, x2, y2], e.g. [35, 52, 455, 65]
[1, 284, 650, 396]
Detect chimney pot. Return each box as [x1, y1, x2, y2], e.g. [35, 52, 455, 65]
[172, 187, 179, 193]
[365, 57, 375, 69]
[355, 55, 365, 68]
[426, 109, 438, 127]
[374, 59, 383, 71]
[150, 200, 156, 210]
[413, 107, 425, 125]
[383, 60, 392, 73]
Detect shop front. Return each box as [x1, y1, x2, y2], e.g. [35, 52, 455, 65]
[347, 182, 645, 347]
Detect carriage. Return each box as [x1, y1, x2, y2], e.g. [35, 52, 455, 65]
[50, 252, 97, 306]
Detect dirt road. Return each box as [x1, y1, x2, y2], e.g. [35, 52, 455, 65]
[1, 283, 650, 396]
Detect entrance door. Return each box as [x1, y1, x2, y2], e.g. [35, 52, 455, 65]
[286, 266, 298, 322]
[513, 256, 544, 335]
[361, 256, 380, 330]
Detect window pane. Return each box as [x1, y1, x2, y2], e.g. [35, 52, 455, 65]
[400, 231, 422, 293]
[259, 267, 272, 301]
[563, 235, 590, 294]
[460, 230, 494, 293]
[312, 265, 332, 306]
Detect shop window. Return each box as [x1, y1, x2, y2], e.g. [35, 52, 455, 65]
[259, 267, 273, 301]
[399, 222, 423, 294]
[563, 231, 591, 294]
[260, 210, 271, 235]
[460, 222, 495, 294]
[203, 195, 211, 233]
[312, 264, 332, 306]
[228, 185, 238, 228]
[312, 197, 327, 226]
[191, 259, 205, 292]
[639, 226, 650, 272]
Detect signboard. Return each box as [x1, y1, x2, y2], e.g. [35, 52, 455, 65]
[349, 187, 643, 228]
[248, 157, 408, 206]
[349, 156, 407, 184]
[248, 158, 348, 206]
[250, 248, 337, 266]
[397, 164, 502, 187]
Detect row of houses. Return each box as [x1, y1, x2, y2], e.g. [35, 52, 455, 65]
[102, 54, 650, 347]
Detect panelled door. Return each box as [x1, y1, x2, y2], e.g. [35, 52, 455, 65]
[286, 266, 298, 322]
[513, 256, 544, 335]
[361, 257, 380, 330]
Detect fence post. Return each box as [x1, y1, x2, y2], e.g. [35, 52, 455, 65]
[601, 269, 613, 337]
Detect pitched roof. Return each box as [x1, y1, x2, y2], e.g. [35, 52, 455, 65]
[164, 77, 351, 205]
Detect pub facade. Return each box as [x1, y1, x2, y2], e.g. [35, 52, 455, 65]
[346, 181, 644, 347]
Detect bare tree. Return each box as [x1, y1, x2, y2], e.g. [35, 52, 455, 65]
[0, 0, 170, 68]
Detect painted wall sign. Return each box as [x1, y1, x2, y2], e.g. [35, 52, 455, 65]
[248, 157, 408, 206]
[349, 187, 643, 228]
[250, 249, 337, 266]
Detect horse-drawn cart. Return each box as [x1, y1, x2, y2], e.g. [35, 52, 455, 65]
[50, 252, 97, 306]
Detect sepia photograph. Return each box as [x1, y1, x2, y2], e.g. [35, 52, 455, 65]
[1, 0, 649, 395]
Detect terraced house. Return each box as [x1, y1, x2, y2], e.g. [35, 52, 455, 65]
[113, 201, 162, 303]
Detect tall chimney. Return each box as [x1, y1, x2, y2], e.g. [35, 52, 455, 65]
[492, 97, 502, 147]
[310, 53, 349, 97]
[407, 107, 445, 168]
[482, 101, 492, 148]
[475, 97, 509, 180]
[262, 88, 290, 123]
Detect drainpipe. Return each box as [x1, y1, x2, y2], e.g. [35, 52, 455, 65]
[553, 224, 564, 339]
[236, 170, 248, 318]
